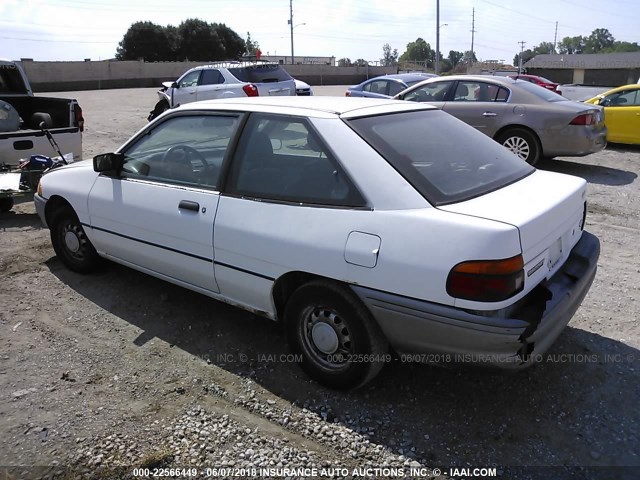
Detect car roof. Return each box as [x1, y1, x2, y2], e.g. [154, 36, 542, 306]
[176, 96, 437, 118]
[188, 61, 281, 71]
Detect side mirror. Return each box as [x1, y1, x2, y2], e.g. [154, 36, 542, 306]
[395, 93, 404, 100]
[171, 81, 179, 89]
[93, 152, 124, 175]
[599, 98, 611, 107]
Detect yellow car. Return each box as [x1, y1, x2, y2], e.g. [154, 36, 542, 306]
[585, 84, 640, 145]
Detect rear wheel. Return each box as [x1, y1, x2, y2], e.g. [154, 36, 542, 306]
[284, 280, 388, 389]
[50, 207, 101, 273]
[0, 197, 14, 213]
[496, 128, 541, 166]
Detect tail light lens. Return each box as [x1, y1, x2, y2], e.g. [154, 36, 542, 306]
[74, 104, 84, 132]
[345, 91, 351, 97]
[570, 113, 596, 126]
[446, 255, 524, 302]
[242, 84, 259, 97]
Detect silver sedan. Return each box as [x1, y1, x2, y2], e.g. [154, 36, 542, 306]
[394, 75, 607, 165]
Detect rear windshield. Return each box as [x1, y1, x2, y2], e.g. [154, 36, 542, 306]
[346, 110, 534, 206]
[515, 80, 565, 102]
[229, 65, 292, 83]
[0, 65, 28, 94]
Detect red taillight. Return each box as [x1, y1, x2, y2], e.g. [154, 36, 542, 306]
[74, 104, 84, 132]
[345, 91, 351, 97]
[570, 113, 596, 126]
[242, 84, 259, 97]
[446, 255, 524, 302]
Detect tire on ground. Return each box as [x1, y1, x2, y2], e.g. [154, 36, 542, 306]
[284, 279, 388, 389]
[495, 127, 541, 166]
[50, 206, 101, 273]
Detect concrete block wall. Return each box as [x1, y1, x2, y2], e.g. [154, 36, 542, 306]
[18, 59, 396, 92]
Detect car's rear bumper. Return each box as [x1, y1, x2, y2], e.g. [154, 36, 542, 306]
[352, 231, 599, 368]
[542, 125, 607, 157]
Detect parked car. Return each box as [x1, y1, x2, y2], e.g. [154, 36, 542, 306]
[35, 97, 599, 389]
[294, 79, 313, 96]
[508, 74, 561, 93]
[584, 84, 640, 145]
[148, 61, 295, 121]
[394, 75, 606, 165]
[345, 73, 438, 98]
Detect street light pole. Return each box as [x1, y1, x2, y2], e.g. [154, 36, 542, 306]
[435, 0, 440, 74]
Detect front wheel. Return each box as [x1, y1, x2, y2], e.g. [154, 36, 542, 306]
[284, 280, 388, 389]
[495, 128, 541, 166]
[0, 197, 14, 213]
[148, 100, 169, 122]
[50, 207, 101, 273]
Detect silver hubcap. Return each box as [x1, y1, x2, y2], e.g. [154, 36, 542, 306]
[503, 136, 530, 160]
[64, 230, 81, 252]
[311, 322, 339, 354]
[303, 307, 353, 370]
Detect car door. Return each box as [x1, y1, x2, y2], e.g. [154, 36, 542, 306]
[442, 81, 511, 137]
[196, 68, 227, 101]
[602, 88, 640, 143]
[399, 80, 455, 110]
[172, 70, 201, 106]
[87, 113, 242, 293]
[213, 113, 368, 314]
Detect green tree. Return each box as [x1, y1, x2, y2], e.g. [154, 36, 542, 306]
[177, 19, 224, 61]
[513, 42, 556, 67]
[583, 28, 615, 53]
[213, 23, 245, 59]
[558, 35, 586, 54]
[605, 41, 640, 53]
[116, 21, 171, 61]
[463, 50, 477, 63]
[354, 58, 369, 67]
[448, 50, 464, 68]
[399, 38, 434, 66]
[244, 32, 260, 56]
[338, 57, 352, 66]
[381, 43, 398, 66]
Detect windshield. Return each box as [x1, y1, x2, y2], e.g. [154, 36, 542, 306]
[346, 110, 534, 206]
[515, 80, 565, 102]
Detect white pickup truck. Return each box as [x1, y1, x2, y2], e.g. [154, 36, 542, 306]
[0, 59, 84, 213]
[0, 59, 84, 212]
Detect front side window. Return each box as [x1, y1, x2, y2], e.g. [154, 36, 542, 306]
[347, 110, 533, 206]
[120, 114, 240, 189]
[178, 70, 200, 88]
[604, 89, 639, 106]
[403, 81, 454, 102]
[388, 81, 406, 96]
[227, 114, 365, 207]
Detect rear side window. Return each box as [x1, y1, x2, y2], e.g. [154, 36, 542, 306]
[200, 69, 224, 85]
[229, 65, 292, 83]
[515, 80, 564, 102]
[347, 110, 534, 206]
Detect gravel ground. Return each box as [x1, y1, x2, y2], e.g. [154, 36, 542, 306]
[0, 87, 639, 480]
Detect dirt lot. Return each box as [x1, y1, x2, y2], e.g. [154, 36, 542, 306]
[1, 87, 639, 480]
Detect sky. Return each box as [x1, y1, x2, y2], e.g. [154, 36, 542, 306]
[1, 0, 639, 65]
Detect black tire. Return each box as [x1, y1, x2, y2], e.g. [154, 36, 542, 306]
[284, 280, 388, 389]
[495, 128, 541, 166]
[148, 100, 169, 122]
[0, 197, 14, 213]
[50, 207, 101, 273]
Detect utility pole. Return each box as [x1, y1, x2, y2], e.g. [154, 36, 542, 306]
[518, 40, 526, 74]
[289, 0, 294, 65]
[468, 8, 476, 72]
[553, 21, 558, 53]
[435, 0, 440, 74]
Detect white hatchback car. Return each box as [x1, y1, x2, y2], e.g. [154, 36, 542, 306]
[35, 97, 599, 389]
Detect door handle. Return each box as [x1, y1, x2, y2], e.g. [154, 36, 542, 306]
[178, 200, 200, 212]
[482, 112, 497, 117]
